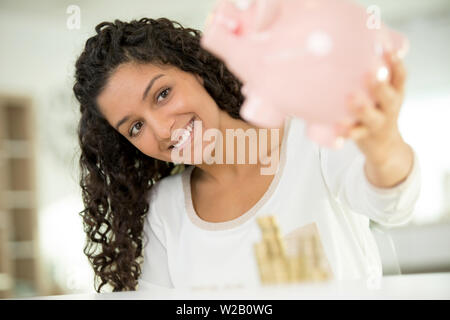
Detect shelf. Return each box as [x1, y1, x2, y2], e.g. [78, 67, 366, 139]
[3, 104, 31, 140]
[8, 158, 33, 190]
[0, 210, 9, 231]
[10, 208, 35, 241]
[1, 94, 42, 298]
[0, 140, 31, 159]
[1, 191, 35, 209]
[0, 273, 13, 291]
[9, 241, 36, 260]
[14, 258, 37, 283]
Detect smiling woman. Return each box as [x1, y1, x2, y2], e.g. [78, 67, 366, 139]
[73, 17, 245, 292]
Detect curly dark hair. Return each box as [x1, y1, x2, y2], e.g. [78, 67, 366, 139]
[73, 17, 245, 292]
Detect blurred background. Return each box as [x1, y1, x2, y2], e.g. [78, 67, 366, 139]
[0, 0, 449, 298]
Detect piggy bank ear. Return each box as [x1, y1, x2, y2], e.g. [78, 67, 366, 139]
[254, 0, 281, 31]
[371, 28, 409, 83]
[377, 27, 409, 60]
[389, 29, 409, 59]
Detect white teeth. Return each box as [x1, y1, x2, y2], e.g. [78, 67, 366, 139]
[187, 119, 194, 132]
[172, 119, 194, 149]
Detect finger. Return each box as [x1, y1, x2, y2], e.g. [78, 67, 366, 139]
[369, 80, 400, 114]
[335, 117, 355, 138]
[348, 94, 385, 132]
[386, 53, 407, 94]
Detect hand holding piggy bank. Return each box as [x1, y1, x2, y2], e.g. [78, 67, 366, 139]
[200, 0, 409, 148]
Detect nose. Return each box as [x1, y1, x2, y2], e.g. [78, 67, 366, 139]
[146, 112, 174, 150]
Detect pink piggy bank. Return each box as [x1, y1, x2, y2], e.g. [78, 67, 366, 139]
[200, 0, 409, 147]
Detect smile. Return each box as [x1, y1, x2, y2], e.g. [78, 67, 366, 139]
[172, 117, 195, 150]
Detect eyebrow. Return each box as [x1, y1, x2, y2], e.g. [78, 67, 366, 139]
[115, 73, 165, 131]
[115, 115, 130, 131]
[142, 73, 165, 101]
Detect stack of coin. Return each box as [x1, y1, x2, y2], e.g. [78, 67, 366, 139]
[254, 216, 289, 284]
[254, 216, 333, 285]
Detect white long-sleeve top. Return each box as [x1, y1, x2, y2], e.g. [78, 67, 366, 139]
[138, 116, 421, 290]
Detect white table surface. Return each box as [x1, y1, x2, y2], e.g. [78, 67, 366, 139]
[28, 272, 450, 300]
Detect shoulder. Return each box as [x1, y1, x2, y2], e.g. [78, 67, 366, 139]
[286, 116, 306, 135]
[284, 116, 314, 151]
[145, 168, 188, 233]
[147, 170, 183, 206]
[283, 116, 319, 163]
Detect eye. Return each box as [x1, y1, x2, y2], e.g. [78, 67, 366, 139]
[156, 87, 171, 103]
[129, 121, 143, 138]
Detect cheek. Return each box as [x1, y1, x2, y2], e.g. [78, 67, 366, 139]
[133, 132, 166, 160]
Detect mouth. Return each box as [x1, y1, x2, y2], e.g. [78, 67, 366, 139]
[169, 116, 195, 150]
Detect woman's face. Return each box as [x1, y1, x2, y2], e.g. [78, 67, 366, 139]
[97, 62, 223, 163]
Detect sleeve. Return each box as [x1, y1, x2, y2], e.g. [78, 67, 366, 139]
[138, 188, 174, 290]
[319, 139, 421, 227]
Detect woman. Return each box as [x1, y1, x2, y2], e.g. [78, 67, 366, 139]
[73, 18, 420, 292]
